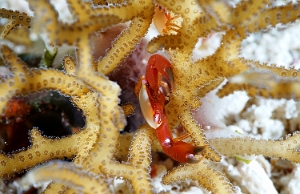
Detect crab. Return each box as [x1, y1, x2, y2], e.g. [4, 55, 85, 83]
[153, 5, 181, 35]
[135, 54, 205, 163]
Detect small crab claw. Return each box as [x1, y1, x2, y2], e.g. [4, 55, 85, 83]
[161, 139, 206, 163]
[186, 146, 206, 164]
[139, 83, 162, 129]
[186, 154, 199, 164]
[146, 54, 175, 91]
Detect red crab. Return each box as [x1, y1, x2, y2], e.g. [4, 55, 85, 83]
[135, 54, 205, 163]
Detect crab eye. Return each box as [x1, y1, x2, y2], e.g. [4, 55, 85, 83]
[139, 83, 162, 129]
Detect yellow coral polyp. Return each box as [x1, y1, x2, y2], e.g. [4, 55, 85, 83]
[0, 0, 300, 193]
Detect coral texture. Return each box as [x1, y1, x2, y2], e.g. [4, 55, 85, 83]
[0, 0, 300, 193]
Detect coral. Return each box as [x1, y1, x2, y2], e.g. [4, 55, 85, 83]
[0, 0, 300, 193]
[0, 8, 30, 39]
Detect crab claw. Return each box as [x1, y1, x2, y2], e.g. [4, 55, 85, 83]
[194, 145, 206, 154]
[139, 83, 162, 129]
[146, 54, 175, 91]
[161, 139, 206, 163]
[186, 146, 206, 164]
[186, 154, 199, 164]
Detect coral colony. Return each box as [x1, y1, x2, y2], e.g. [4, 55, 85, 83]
[0, 0, 300, 193]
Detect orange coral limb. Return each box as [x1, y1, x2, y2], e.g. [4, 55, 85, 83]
[0, 128, 78, 177]
[1, 27, 31, 46]
[148, 0, 300, 165]
[79, 122, 154, 193]
[148, 1, 292, 165]
[97, 16, 153, 75]
[161, 34, 246, 160]
[197, 0, 232, 24]
[163, 159, 234, 194]
[149, 0, 300, 167]
[42, 183, 74, 194]
[126, 125, 154, 192]
[147, 20, 217, 54]
[156, 0, 201, 23]
[148, 0, 222, 54]
[0, 41, 147, 191]
[179, 110, 220, 161]
[29, 0, 155, 76]
[92, 0, 107, 5]
[73, 36, 153, 192]
[21, 161, 110, 193]
[232, 1, 300, 34]
[210, 132, 300, 163]
[96, 0, 155, 75]
[0, 9, 31, 39]
[28, 0, 122, 46]
[148, 42, 221, 162]
[62, 56, 76, 76]
[0, 46, 99, 177]
[217, 69, 300, 100]
[215, 1, 300, 99]
[0, 45, 89, 114]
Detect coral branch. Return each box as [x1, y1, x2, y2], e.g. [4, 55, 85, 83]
[1, 0, 300, 193]
[217, 68, 300, 100]
[242, 2, 300, 34]
[126, 124, 154, 193]
[20, 161, 110, 193]
[210, 132, 300, 163]
[0, 129, 77, 177]
[97, 17, 153, 75]
[28, 0, 122, 46]
[180, 110, 221, 162]
[0, 8, 31, 38]
[0, 45, 89, 113]
[156, 0, 201, 22]
[163, 160, 234, 194]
